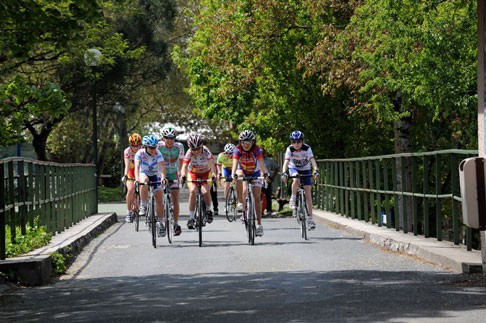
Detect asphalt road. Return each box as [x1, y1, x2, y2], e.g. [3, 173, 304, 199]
[2, 195, 486, 322]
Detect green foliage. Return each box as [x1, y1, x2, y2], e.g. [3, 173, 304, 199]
[175, 0, 477, 157]
[5, 217, 53, 258]
[50, 247, 73, 275]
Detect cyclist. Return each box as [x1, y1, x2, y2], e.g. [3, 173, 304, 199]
[179, 133, 217, 229]
[135, 135, 168, 237]
[281, 130, 319, 230]
[231, 130, 270, 237]
[217, 143, 242, 212]
[122, 133, 142, 223]
[158, 127, 184, 236]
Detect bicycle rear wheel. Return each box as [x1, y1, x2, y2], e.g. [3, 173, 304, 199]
[225, 187, 235, 222]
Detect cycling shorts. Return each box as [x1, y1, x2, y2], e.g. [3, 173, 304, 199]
[288, 169, 313, 186]
[188, 170, 211, 182]
[141, 174, 163, 191]
[223, 168, 232, 182]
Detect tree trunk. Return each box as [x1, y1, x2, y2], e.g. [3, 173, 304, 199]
[392, 92, 413, 232]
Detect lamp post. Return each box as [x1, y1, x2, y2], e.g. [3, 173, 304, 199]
[113, 102, 127, 181]
[84, 48, 102, 212]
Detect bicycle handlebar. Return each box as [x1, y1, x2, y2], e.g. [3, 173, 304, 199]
[236, 176, 265, 181]
[288, 174, 314, 179]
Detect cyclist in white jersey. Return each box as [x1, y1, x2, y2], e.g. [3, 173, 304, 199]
[158, 127, 184, 236]
[135, 135, 168, 237]
[281, 130, 319, 230]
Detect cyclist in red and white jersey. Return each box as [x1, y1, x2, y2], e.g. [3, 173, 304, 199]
[231, 130, 270, 237]
[135, 135, 168, 237]
[281, 130, 319, 230]
[122, 133, 141, 223]
[179, 133, 217, 229]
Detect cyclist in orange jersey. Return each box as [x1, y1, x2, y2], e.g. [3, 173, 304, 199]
[122, 133, 142, 223]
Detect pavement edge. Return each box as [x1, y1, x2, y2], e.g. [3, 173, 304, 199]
[0, 212, 117, 286]
[313, 209, 483, 274]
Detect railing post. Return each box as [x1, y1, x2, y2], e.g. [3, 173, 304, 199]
[0, 162, 5, 260]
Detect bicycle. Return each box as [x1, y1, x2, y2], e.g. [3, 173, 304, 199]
[163, 181, 176, 244]
[237, 176, 265, 245]
[184, 178, 210, 247]
[124, 177, 141, 232]
[138, 180, 163, 248]
[288, 173, 314, 240]
[225, 180, 238, 222]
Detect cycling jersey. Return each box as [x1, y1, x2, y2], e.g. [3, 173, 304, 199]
[158, 141, 184, 181]
[233, 145, 263, 175]
[183, 146, 214, 174]
[135, 148, 164, 176]
[217, 152, 233, 170]
[123, 146, 137, 178]
[284, 143, 314, 171]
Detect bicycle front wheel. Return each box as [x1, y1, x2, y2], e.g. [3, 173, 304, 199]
[247, 198, 256, 245]
[134, 210, 140, 232]
[299, 193, 308, 240]
[147, 203, 157, 248]
[166, 200, 174, 244]
[197, 195, 204, 247]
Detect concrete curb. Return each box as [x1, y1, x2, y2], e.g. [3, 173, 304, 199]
[313, 209, 482, 274]
[0, 212, 117, 286]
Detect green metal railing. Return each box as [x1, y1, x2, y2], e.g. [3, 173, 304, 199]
[314, 149, 479, 250]
[0, 157, 97, 260]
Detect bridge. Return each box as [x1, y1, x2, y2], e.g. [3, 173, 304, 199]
[1, 149, 484, 284]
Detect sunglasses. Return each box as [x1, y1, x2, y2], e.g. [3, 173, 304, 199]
[147, 146, 157, 149]
[131, 145, 141, 149]
[192, 147, 202, 151]
[292, 140, 303, 144]
[241, 140, 253, 145]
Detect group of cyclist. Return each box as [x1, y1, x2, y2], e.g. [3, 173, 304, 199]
[122, 127, 320, 239]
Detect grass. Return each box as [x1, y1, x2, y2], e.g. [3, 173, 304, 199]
[98, 186, 125, 203]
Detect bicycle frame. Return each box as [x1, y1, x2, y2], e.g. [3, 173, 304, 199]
[185, 178, 209, 247]
[126, 177, 140, 231]
[138, 181, 162, 248]
[237, 176, 265, 245]
[163, 183, 175, 244]
[288, 174, 313, 240]
[225, 181, 238, 222]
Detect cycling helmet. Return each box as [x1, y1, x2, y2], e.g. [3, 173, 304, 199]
[289, 130, 305, 141]
[187, 133, 204, 149]
[142, 135, 159, 147]
[161, 127, 176, 138]
[224, 143, 236, 154]
[239, 130, 256, 142]
[129, 133, 141, 146]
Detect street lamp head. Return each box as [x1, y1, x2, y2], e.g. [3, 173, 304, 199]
[84, 48, 103, 67]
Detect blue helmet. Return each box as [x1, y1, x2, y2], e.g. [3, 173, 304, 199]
[289, 130, 304, 141]
[224, 143, 236, 154]
[142, 135, 158, 147]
